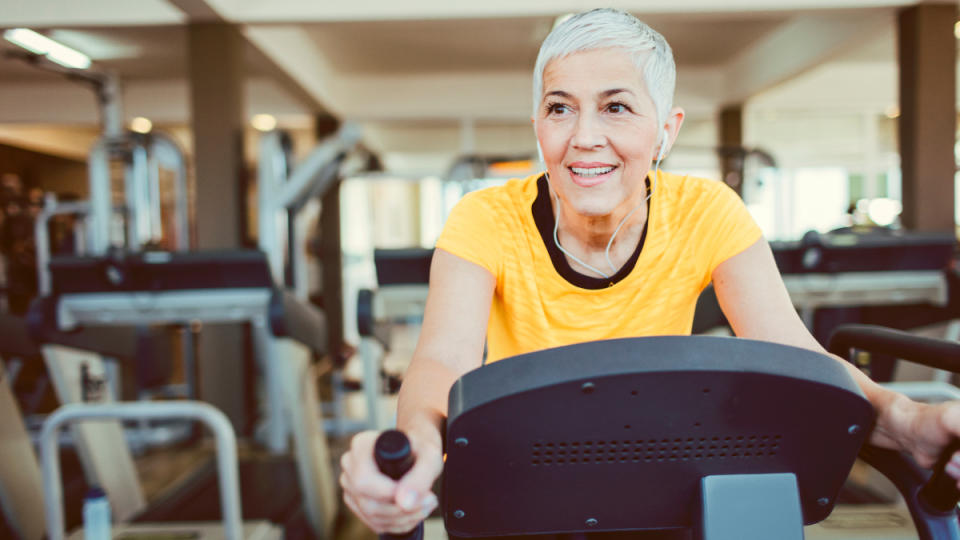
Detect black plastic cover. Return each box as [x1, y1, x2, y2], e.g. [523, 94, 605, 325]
[374, 248, 433, 285]
[771, 231, 955, 274]
[49, 250, 273, 294]
[443, 336, 875, 537]
[357, 289, 374, 337]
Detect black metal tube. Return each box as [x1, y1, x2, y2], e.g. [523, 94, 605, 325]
[828, 324, 960, 372]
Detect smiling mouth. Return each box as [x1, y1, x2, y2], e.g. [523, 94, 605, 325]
[569, 165, 617, 178]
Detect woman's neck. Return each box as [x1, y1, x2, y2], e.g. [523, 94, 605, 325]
[551, 194, 649, 273]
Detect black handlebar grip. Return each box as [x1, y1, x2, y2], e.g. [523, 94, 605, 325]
[919, 440, 960, 514]
[375, 430, 415, 480]
[374, 430, 424, 540]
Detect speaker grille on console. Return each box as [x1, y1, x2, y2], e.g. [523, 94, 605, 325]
[529, 435, 782, 466]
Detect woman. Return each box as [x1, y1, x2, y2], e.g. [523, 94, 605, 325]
[340, 9, 960, 534]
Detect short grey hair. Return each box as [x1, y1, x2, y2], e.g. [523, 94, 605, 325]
[532, 9, 676, 130]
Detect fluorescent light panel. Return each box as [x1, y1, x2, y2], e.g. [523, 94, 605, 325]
[3, 28, 91, 69]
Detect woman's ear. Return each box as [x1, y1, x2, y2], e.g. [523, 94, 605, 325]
[660, 106, 686, 155]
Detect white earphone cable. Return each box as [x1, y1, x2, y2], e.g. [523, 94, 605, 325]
[550, 129, 668, 280]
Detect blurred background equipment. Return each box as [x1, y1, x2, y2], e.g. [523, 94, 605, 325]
[0, 1, 958, 539]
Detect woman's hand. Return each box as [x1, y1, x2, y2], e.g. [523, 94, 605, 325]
[711, 239, 960, 485]
[340, 429, 444, 534]
[880, 398, 960, 481]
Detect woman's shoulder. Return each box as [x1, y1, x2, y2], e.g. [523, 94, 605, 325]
[437, 174, 540, 275]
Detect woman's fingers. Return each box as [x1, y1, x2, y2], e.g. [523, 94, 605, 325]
[344, 487, 436, 533]
[341, 430, 441, 533]
[394, 437, 444, 510]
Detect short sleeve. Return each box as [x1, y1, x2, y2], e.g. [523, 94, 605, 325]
[700, 180, 764, 285]
[434, 189, 502, 277]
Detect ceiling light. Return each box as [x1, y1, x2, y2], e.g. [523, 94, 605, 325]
[3, 28, 91, 69]
[130, 117, 153, 134]
[3, 28, 48, 55]
[251, 114, 277, 132]
[884, 105, 900, 119]
[955, 21, 960, 39]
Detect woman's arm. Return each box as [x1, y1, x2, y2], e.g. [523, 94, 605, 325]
[712, 238, 960, 472]
[397, 247, 495, 448]
[340, 248, 494, 533]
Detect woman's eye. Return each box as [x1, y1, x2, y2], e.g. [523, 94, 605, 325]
[606, 102, 630, 114]
[547, 103, 571, 115]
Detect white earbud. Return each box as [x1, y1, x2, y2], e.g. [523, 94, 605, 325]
[656, 127, 668, 163]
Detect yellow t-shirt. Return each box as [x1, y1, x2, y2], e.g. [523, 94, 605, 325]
[435, 171, 762, 363]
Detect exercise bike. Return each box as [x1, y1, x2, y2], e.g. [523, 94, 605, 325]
[375, 331, 960, 539]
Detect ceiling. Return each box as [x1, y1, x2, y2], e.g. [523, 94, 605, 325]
[0, 0, 947, 174]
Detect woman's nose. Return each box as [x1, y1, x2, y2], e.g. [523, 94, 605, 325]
[571, 112, 606, 149]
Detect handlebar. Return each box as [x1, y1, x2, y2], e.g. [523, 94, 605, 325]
[828, 324, 960, 373]
[374, 430, 424, 540]
[829, 324, 960, 539]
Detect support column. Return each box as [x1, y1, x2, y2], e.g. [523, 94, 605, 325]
[897, 3, 957, 232]
[718, 105, 744, 195]
[315, 115, 347, 360]
[187, 23, 249, 429]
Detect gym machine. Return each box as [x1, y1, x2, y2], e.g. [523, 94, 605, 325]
[24, 123, 363, 538]
[773, 230, 956, 329]
[39, 401, 278, 540]
[20, 72, 362, 536]
[379, 334, 960, 540]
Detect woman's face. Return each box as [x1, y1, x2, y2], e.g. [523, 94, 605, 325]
[535, 47, 662, 219]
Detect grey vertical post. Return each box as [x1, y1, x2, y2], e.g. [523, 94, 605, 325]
[188, 23, 248, 429]
[718, 105, 744, 196]
[897, 3, 957, 233]
[317, 115, 346, 359]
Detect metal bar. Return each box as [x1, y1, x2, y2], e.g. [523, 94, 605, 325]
[40, 401, 243, 540]
[150, 134, 190, 251]
[126, 143, 151, 250]
[272, 123, 361, 211]
[99, 73, 124, 140]
[56, 289, 273, 330]
[250, 320, 289, 454]
[257, 130, 288, 284]
[147, 139, 164, 245]
[87, 139, 112, 254]
[360, 338, 382, 430]
[35, 203, 53, 297]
